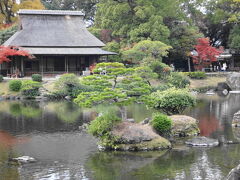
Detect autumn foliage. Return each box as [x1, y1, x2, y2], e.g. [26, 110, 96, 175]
[192, 38, 223, 70]
[0, 46, 32, 64]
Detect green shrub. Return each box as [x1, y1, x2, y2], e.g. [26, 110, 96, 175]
[148, 88, 196, 114]
[0, 75, 3, 82]
[88, 111, 121, 137]
[185, 72, 207, 79]
[152, 84, 172, 92]
[21, 80, 41, 97]
[32, 74, 42, 82]
[54, 74, 80, 97]
[149, 61, 171, 79]
[151, 113, 172, 136]
[167, 72, 190, 88]
[9, 80, 22, 92]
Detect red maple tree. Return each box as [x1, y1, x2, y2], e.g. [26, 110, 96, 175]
[192, 38, 223, 70]
[0, 46, 32, 64]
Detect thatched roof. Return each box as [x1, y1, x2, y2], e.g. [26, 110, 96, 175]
[4, 9, 105, 48]
[21, 47, 117, 55]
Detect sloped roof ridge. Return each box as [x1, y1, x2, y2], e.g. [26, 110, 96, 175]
[18, 9, 84, 16]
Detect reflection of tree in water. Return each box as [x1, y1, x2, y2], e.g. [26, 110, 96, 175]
[199, 115, 223, 136]
[85, 151, 196, 180]
[207, 144, 240, 178]
[0, 130, 29, 180]
[9, 102, 42, 118]
[52, 102, 82, 124]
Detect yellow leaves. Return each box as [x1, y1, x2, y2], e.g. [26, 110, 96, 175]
[18, 0, 45, 10]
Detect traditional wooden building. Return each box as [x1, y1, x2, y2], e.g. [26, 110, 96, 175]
[0, 9, 116, 76]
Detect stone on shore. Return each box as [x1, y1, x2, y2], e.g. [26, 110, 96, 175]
[170, 115, 200, 137]
[226, 164, 240, 180]
[226, 73, 240, 91]
[232, 111, 240, 127]
[110, 122, 171, 151]
[185, 136, 219, 147]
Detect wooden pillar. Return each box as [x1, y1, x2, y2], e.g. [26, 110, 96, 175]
[65, 56, 69, 73]
[21, 57, 24, 76]
[41, 56, 44, 77]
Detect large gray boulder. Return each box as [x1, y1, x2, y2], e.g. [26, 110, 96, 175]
[110, 122, 171, 151]
[226, 164, 240, 180]
[226, 73, 240, 91]
[170, 115, 200, 137]
[233, 111, 240, 127]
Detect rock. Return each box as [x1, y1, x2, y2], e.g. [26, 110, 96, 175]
[11, 156, 36, 164]
[126, 118, 135, 123]
[206, 90, 215, 95]
[185, 136, 219, 147]
[227, 73, 240, 91]
[170, 115, 200, 137]
[141, 118, 151, 125]
[65, 96, 71, 100]
[217, 82, 231, 91]
[222, 89, 229, 96]
[226, 164, 240, 180]
[232, 111, 240, 127]
[110, 122, 171, 151]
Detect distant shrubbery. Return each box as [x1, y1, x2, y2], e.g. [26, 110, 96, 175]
[0, 75, 3, 82]
[147, 88, 196, 114]
[151, 113, 172, 136]
[167, 72, 190, 89]
[32, 74, 42, 82]
[149, 61, 171, 79]
[9, 80, 22, 91]
[21, 80, 41, 97]
[184, 71, 207, 79]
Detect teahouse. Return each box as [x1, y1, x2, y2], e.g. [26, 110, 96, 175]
[0, 9, 116, 77]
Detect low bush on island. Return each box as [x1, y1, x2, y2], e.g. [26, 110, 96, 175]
[151, 113, 172, 136]
[185, 71, 207, 79]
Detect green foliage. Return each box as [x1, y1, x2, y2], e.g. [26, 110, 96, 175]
[0, 75, 3, 82]
[149, 61, 172, 79]
[32, 74, 42, 82]
[94, 0, 184, 44]
[103, 41, 121, 62]
[54, 73, 80, 97]
[229, 25, 240, 50]
[21, 80, 41, 97]
[88, 110, 121, 137]
[9, 80, 22, 92]
[151, 113, 172, 136]
[152, 84, 172, 92]
[148, 88, 196, 114]
[122, 40, 172, 63]
[75, 62, 152, 108]
[0, 25, 18, 44]
[74, 88, 130, 108]
[184, 71, 207, 79]
[167, 72, 190, 88]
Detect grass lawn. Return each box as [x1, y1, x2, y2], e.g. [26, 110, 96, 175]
[189, 76, 226, 89]
[0, 81, 20, 96]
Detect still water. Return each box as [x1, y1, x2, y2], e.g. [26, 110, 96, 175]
[0, 94, 240, 180]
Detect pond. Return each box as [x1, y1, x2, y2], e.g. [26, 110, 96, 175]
[0, 94, 240, 179]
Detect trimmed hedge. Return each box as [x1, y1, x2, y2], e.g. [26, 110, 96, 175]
[32, 74, 42, 82]
[21, 80, 41, 97]
[151, 113, 172, 136]
[184, 72, 207, 79]
[9, 80, 22, 92]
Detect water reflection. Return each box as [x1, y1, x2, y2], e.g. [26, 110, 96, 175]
[0, 94, 240, 179]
